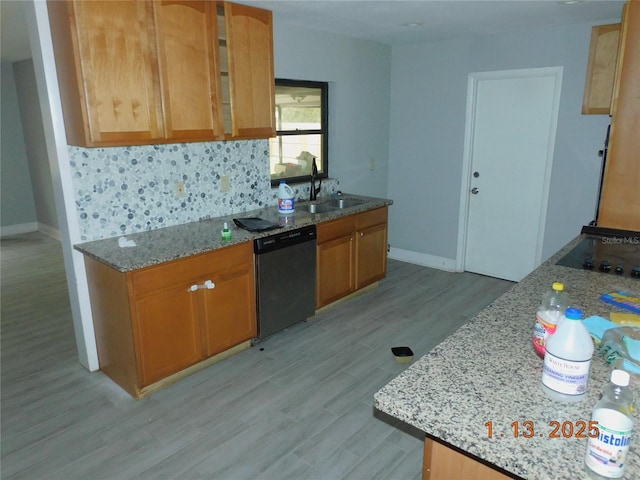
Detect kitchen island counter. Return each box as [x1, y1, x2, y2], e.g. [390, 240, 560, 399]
[374, 236, 640, 479]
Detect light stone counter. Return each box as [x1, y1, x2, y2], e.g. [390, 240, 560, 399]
[74, 194, 391, 272]
[374, 235, 640, 479]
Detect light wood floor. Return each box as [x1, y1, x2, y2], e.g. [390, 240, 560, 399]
[1, 231, 513, 480]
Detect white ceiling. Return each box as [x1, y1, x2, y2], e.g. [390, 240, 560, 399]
[242, 0, 625, 44]
[1, 0, 625, 63]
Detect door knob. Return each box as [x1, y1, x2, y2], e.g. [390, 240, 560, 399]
[471, 187, 479, 194]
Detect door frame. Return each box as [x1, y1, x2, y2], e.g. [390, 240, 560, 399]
[455, 66, 564, 275]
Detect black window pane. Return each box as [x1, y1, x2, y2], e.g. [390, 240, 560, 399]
[276, 86, 322, 131]
[270, 80, 328, 185]
[270, 134, 323, 180]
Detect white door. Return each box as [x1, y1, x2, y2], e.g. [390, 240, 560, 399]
[458, 67, 563, 281]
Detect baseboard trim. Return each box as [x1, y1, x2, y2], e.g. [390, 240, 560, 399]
[38, 223, 61, 241]
[0, 222, 38, 237]
[315, 281, 379, 314]
[388, 247, 458, 272]
[0, 222, 61, 240]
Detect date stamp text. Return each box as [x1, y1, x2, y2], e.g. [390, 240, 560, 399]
[485, 420, 599, 439]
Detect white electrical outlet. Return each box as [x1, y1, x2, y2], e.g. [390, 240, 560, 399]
[221, 175, 230, 193]
[175, 181, 186, 198]
[369, 158, 376, 171]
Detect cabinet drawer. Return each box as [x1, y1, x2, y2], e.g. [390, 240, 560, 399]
[357, 206, 388, 230]
[130, 242, 253, 297]
[317, 216, 356, 244]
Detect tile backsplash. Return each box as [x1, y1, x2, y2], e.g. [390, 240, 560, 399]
[69, 140, 337, 241]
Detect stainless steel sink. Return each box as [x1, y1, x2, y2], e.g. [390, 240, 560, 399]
[306, 202, 337, 214]
[327, 198, 364, 209]
[304, 197, 365, 213]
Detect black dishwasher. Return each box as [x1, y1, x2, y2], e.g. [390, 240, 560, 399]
[254, 224, 317, 339]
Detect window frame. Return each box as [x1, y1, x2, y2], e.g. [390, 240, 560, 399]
[269, 78, 329, 187]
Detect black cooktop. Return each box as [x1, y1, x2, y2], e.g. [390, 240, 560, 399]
[556, 226, 640, 278]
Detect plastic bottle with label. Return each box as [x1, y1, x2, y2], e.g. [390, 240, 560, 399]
[585, 369, 634, 479]
[533, 282, 570, 358]
[541, 307, 594, 402]
[277, 181, 295, 214]
[221, 222, 231, 240]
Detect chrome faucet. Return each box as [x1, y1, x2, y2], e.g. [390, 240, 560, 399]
[310, 157, 322, 201]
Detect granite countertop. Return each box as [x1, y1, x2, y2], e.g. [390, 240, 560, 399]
[374, 235, 640, 479]
[74, 193, 392, 272]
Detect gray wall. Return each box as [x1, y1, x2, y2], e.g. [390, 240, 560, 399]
[3, 13, 617, 266]
[1, 60, 37, 230]
[388, 22, 614, 264]
[272, 19, 392, 199]
[13, 59, 58, 232]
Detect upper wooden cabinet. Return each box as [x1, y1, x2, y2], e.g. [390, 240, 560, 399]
[47, 1, 164, 146]
[154, 1, 224, 142]
[47, 0, 275, 147]
[582, 23, 620, 115]
[598, 1, 640, 231]
[220, 2, 276, 139]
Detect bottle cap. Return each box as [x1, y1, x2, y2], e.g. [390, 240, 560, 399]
[611, 369, 630, 387]
[223, 222, 229, 231]
[552, 282, 564, 291]
[565, 307, 582, 320]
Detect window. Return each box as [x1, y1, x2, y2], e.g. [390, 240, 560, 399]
[269, 79, 328, 186]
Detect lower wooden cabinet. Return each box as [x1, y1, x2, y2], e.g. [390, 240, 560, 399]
[316, 206, 388, 308]
[423, 437, 511, 480]
[355, 208, 388, 290]
[201, 262, 256, 357]
[317, 215, 356, 308]
[134, 281, 202, 386]
[84, 241, 256, 398]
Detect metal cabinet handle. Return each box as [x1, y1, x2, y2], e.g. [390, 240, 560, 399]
[359, 232, 364, 237]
